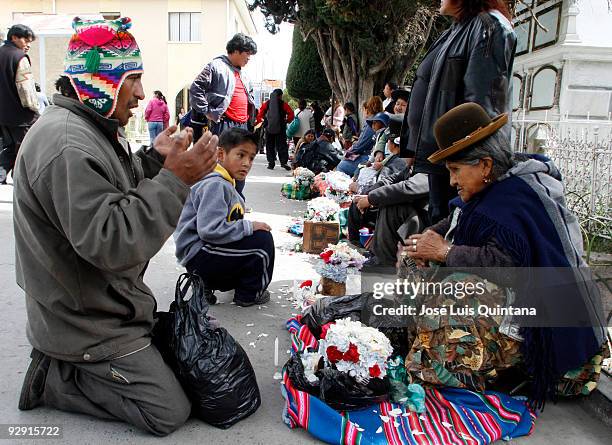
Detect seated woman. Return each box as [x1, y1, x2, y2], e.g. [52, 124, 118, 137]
[401, 103, 607, 407]
[336, 97, 384, 176]
[292, 129, 316, 167]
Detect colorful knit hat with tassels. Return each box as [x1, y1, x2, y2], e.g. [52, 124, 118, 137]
[64, 17, 143, 117]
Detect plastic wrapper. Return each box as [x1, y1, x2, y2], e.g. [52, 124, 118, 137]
[318, 368, 389, 410]
[387, 356, 426, 413]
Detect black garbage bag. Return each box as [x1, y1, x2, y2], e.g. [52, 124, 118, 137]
[155, 273, 261, 429]
[285, 354, 389, 411]
[318, 368, 390, 411]
[301, 294, 370, 337]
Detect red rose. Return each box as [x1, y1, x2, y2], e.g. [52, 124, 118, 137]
[320, 250, 333, 263]
[369, 364, 381, 378]
[300, 280, 313, 288]
[319, 322, 335, 340]
[343, 343, 360, 363]
[326, 345, 343, 363]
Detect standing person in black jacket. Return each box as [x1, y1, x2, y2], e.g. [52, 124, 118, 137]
[311, 101, 324, 136]
[0, 24, 38, 184]
[402, 0, 516, 224]
[257, 89, 294, 170]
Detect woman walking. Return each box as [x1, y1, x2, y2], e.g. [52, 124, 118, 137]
[144, 90, 170, 142]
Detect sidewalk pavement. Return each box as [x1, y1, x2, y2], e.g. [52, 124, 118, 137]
[0, 156, 609, 444]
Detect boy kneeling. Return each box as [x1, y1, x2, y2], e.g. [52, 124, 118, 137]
[174, 128, 274, 306]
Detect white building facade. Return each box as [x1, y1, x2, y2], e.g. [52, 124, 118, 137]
[511, 0, 612, 150]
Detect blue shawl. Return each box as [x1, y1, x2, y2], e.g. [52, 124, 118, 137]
[448, 156, 604, 406]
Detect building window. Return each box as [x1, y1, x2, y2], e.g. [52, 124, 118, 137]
[514, 0, 532, 16]
[515, 18, 531, 56]
[168, 12, 201, 42]
[530, 66, 558, 110]
[512, 74, 523, 111]
[532, 3, 562, 50]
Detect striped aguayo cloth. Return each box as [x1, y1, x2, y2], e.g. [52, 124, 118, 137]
[282, 316, 536, 445]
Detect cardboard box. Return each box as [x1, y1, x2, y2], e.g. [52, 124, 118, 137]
[303, 221, 340, 254]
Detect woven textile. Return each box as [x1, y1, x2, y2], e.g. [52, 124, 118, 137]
[64, 17, 143, 117]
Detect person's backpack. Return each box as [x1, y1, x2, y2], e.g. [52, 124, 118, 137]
[286, 110, 302, 138]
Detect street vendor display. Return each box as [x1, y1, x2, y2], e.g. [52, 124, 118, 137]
[282, 314, 536, 445]
[302, 197, 342, 253]
[305, 197, 340, 222]
[315, 243, 365, 296]
[323, 171, 353, 206]
[281, 167, 315, 200]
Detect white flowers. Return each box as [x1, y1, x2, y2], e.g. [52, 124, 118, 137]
[293, 167, 316, 187]
[300, 351, 322, 383]
[306, 197, 340, 222]
[319, 318, 393, 381]
[323, 171, 353, 205]
[316, 242, 366, 283]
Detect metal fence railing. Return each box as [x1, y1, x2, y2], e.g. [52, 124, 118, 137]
[512, 117, 612, 246]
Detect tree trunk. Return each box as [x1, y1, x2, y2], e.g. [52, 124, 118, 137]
[303, 8, 437, 123]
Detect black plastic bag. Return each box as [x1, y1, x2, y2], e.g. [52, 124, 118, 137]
[285, 354, 389, 411]
[318, 368, 390, 411]
[301, 294, 369, 337]
[156, 273, 261, 429]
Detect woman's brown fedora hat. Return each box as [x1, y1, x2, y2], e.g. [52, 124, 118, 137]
[428, 102, 508, 164]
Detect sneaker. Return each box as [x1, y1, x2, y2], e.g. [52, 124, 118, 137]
[18, 349, 51, 411]
[281, 164, 291, 171]
[234, 290, 271, 307]
[266, 164, 274, 170]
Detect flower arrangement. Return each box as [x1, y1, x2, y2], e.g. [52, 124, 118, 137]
[315, 243, 366, 283]
[300, 351, 322, 383]
[319, 318, 393, 381]
[293, 167, 316, 187]
[305, 197, 340, 222]
[323, 171, 353, 205]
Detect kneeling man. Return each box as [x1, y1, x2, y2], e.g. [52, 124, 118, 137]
[14, 17, 218, 436]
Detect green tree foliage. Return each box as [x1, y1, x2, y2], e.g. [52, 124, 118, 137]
[286, 26, 332, 101]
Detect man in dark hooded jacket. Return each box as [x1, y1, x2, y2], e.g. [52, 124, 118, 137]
[294, 128, 342, 174]
[256, 89, 294, 170]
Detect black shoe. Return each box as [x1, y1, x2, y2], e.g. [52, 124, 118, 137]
[204, 287, 217, 305]
[18, 349, 51, 411]
[234, 290, 270, 307]
[281, 164, 291, 171]
[267, 164, 274, 170]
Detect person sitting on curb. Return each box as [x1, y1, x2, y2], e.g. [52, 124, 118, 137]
[14, 17, 218, 436]
[348, 140, 429, 265]
[293, 128, 342, 174]
[362, 114, 407, 184]
[174, 127, 274, 307]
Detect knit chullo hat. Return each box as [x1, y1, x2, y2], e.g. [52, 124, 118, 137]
[64, 17, 143, 117]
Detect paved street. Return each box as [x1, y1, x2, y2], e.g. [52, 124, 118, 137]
[0, 155, 609, 444]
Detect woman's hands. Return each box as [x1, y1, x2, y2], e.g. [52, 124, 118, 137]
[400, 230, 452, 264]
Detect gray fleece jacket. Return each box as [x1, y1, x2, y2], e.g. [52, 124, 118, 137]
[174, 164, 254, 266]
[189, 55, 255, 123]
